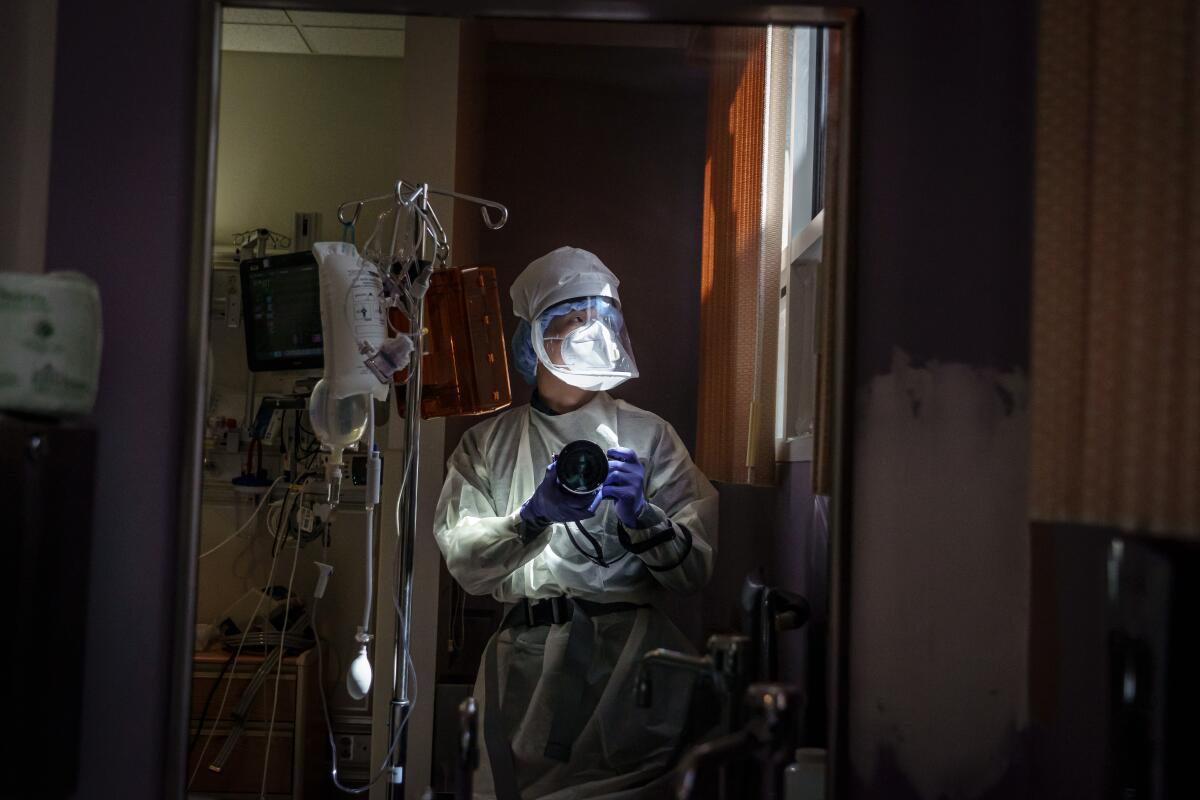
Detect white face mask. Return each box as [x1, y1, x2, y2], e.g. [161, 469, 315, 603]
[532, 297, 638, 391]
[550, 320, 623, 372]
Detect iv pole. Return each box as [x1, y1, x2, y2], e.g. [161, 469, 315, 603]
[388, 188, 428, 800]
[337, 180, 505, 799]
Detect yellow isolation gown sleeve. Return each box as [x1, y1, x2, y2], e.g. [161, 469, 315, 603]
[616, 421, 717, 594]
[433, 424, 552, 596]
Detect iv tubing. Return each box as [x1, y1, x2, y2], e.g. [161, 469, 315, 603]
[361, 400, 377, 639]
[314, 602, 417, 794]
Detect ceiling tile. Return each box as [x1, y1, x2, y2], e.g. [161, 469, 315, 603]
[286, 11, 405, 30]
[221, 23, 310, 54]
[221, 8, 291, 25]
[302, 27, 406, 58]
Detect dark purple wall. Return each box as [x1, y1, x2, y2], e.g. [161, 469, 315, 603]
[841, 1, 1036, 798]
[44, 0, 198, 796]
[448, 34, 709, 457]
[850, 2, 1035, 378]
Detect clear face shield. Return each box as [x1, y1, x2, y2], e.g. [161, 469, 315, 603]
[531, 297, 638, 391]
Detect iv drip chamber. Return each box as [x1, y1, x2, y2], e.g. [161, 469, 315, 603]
[308, 378, 369, 451]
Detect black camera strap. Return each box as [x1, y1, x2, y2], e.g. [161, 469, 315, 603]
[565, 521, 629, 568]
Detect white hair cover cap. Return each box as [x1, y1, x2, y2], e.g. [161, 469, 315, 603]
[510, 246, 622, 322]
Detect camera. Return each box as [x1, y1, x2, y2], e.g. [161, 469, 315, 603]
[554, 439, 608, 495]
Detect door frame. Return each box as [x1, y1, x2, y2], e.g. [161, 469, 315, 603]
[174, 2, 859, 796]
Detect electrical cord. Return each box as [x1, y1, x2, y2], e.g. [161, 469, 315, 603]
[198, 476, 284, 559]
[190, 475, 314, 788]
[188, 651, 236, 755]
[260, 531, 304, 799]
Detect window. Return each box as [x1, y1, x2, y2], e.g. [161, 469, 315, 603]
[775, 27, 828, 462]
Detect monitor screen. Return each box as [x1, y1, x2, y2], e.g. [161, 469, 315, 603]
[240, 251, 324, 372]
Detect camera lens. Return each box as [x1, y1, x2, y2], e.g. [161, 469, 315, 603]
[555, 440, 608, 495]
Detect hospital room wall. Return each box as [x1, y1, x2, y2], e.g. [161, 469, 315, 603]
[0, 0, 57, 274]
[213, 50, 408, 246]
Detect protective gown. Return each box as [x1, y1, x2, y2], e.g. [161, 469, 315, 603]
[433, 390, 718, 799]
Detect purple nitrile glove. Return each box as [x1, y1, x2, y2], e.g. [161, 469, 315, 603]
[588, 446, 647, 528]
[519, 457, 597, 529]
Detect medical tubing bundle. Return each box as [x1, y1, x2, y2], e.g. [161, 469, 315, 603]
[190, 473, 320, 789]
[267, 473, 321, 553]
[189, 520, 288, 788]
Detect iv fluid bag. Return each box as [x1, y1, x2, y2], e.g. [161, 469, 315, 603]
[313, 242, 387, 401]
[308, 378, 368, 447]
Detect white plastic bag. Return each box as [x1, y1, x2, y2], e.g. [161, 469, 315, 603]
[0, 271, 102, 416]
[312, 242, 388, 401]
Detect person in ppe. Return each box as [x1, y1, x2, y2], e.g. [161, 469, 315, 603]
[433, 246, 718, 800]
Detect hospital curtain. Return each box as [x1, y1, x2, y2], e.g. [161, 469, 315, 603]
[694, 27, 788, 486]
[1031, 0, 1200, 537]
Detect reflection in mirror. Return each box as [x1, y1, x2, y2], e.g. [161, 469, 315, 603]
[187, 9, 847, 799]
